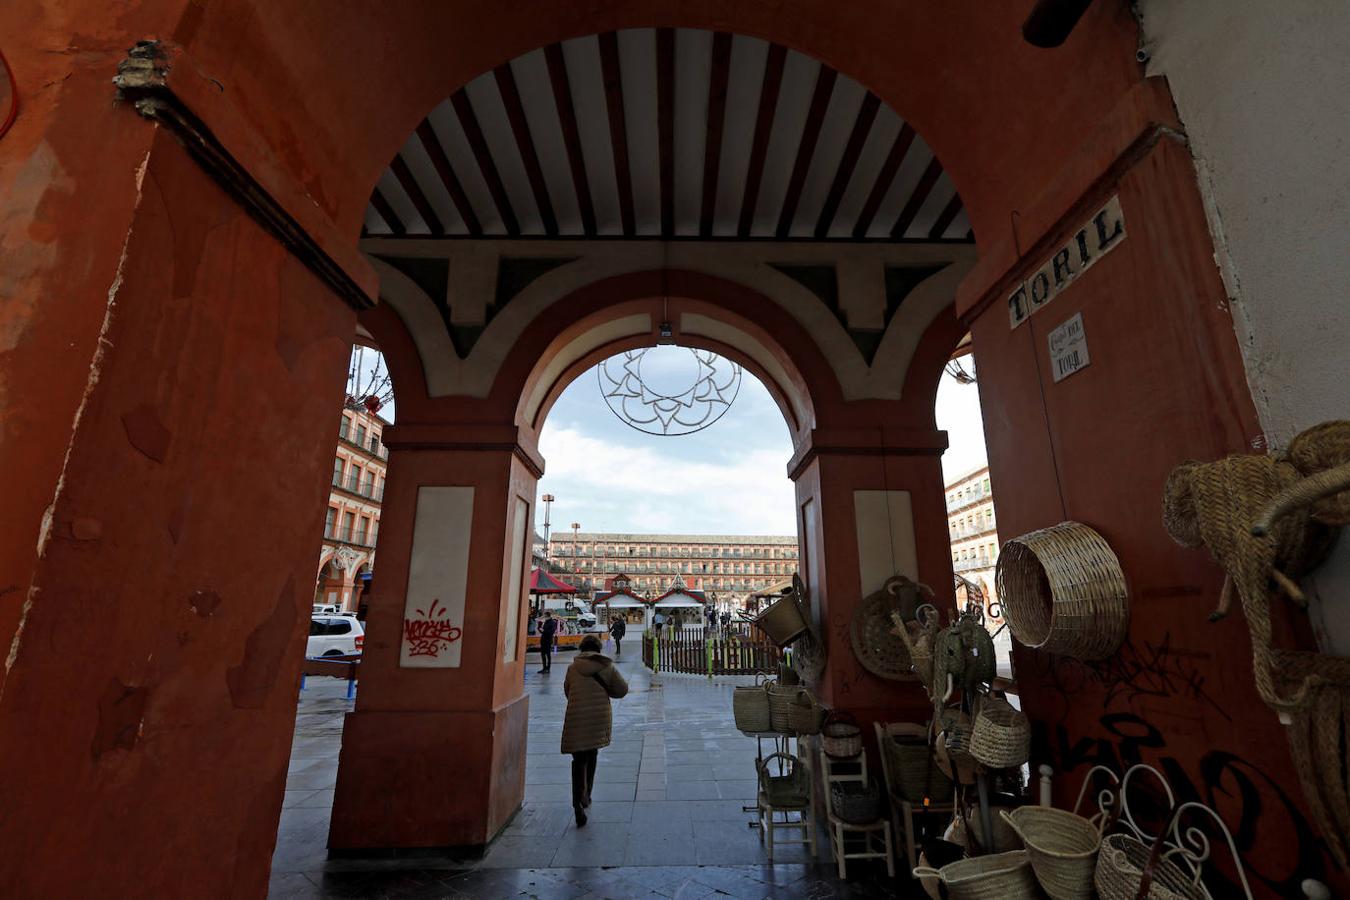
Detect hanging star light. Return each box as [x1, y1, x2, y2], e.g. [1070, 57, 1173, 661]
[597, 347, 742, 436]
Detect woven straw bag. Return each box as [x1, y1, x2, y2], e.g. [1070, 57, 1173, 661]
[756, 752, 810, 807]
[970, 696, 1031, 768]
[787, 688, 826, 735]
[768, 682, 802, 733]
[913, 850, 1041, 900]
[996, 521, 1128, 661]
[830, 779, 882, 824]
[1094, 833, 1205, 900]
[754, 575, 811, 646]
[884, 733, 955, 804]
[1001, 806, 1102, 900]
[851, 575, 931, 681]
[821, 710, 862, 758]
[733, 673, 773, 733]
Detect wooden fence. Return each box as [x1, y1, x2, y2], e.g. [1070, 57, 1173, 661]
[642, 624, 782, 676]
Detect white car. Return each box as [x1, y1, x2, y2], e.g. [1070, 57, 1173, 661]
[575, 612, 597, 629]
[307, 615, 365, 657]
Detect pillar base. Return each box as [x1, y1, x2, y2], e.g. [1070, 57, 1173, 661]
[328, 695, 528, 852]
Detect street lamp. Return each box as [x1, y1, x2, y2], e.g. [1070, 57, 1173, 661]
[540, 494, 555, 559]
[571, 522, 581, 591]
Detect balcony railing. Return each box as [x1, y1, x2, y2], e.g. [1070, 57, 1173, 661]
[947, 485, 991, 511]
[338, 421, 388, 458]
[331, 472, 385, 502]
[954, 557, 994, 573]
[323, 525, 378, 548]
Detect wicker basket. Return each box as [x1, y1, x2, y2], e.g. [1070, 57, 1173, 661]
[754, 576, 811, 646]
[778, 660, 801, 685]
[757, 752, 810, 807]
[851, 575, 932, 682]
[913, 850, 1041, 900]
[821, 710, 862, 758]
[787, 689, 826, 735]
[768, 683, 802, 733]
[1001, 806, 1102, 900]
[791, 625, 827, 685]
[1094, 833, 1206, 900]
[970, 697, 1031, 768]
[996, 521, 1129, 661]
[733, 673, 773, 733]
[830, 779, 882, 824]
[883, 733, 955, 804]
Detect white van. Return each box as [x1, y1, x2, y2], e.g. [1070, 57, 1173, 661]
[307, 615, 365, 657]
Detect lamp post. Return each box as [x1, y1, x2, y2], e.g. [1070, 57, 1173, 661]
[571, 522, 581, 593]
[540, 494, 555, 560]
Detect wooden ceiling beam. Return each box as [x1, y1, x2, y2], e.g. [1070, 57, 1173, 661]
[388, 153, 443, 234]
[657, 27, 675, 238]
[495, 62, 558, 236]
[852, 122, 915, 238]
[928, 192, 964, 240]
[543, 43, 596, 237]
[699, 31, 733, 238]
[891, 156, 943, 238]
[598, 31, 636, 236]
[814, 92, 879, 238]
[369, 186, 405, 235]
[414, 120, 482, 236]
[451, 89, 520, 235]
[775, 66, 837, 238]
[738, 43, 787, 237]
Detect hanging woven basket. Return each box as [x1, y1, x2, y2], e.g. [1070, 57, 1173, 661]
[732, 672, 773, 733]
[970, 696, 1032, 769]
[821, 710, 863, 758]
[754, 575, 811, 646]
[791, 624, 828, 685]
[996, 521, 1129, 661]
[850, 574, 932, 681]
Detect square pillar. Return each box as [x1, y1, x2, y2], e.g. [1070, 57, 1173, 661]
[790, 428, 953, 728]
[328, 426, 540, 852]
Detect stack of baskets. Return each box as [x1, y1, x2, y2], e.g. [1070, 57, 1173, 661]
[821, 710, 862, 758]
[733, 673, 773, 734]
[768, 682, 825, 735]
[1001, 806, 1103, 900]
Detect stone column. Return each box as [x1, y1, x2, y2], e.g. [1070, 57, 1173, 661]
[328, 425, 540, 852]
[789, 427, 953, 727]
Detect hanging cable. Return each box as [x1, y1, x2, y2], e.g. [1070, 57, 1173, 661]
[0, 48, 19, 141]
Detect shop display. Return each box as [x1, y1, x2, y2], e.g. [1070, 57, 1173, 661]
[970, 696, 1031, 769]
[1000, 806, 1101, 900]
[820, 710, 863, 759]
[1162, 419, 1350, 867]
[850, 574, 933, 681]
[913, 849, 1040, 900]
[995, 520, 1129, 661]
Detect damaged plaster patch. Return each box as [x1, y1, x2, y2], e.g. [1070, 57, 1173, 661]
[226, 575, 297, 708]
[5, 152, 151, 690]
[91, 676, 150, 760]
[121, 403, 172, 462]
[188, 590, 222, 617]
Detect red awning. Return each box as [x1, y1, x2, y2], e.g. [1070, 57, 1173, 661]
[529, 567, 579, 594]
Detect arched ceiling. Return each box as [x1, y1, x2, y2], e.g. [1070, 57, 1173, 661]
[364, 29, 972, 242]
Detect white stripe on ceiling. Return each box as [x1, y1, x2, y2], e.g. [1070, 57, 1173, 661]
[426, 98, 503, 233]
[944, 205, 973, 240]
[903, 170, 957, 239]
[830, 105, 904, 239]
[363, 203, 390, 235]
[402, 127, 467, 235]
[788, 73, 866, 237]
[750, 50, 820, 235]
[672, 27, 713, 236]
[464, 71, 543, 234]
[617, 28, 660, 236]
[711, 35, 768, 237]
[865, 134, 934, 239]
[510, 49, 583, 234]
[376, 165, 424, 234]
[562, 34, 623, 235]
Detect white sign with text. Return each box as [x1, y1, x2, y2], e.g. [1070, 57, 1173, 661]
[1047, 312, 1091, 383]
[399, 486, 474, 668]
[1009, 195, 1126, 328]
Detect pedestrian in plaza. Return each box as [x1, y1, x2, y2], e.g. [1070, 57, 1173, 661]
[721, 610, 731, 629]
[562, 634, 629, 828]
[538, 610, 559, 673]
[609, 615, 626, 657]
[653, 610, 665, 637]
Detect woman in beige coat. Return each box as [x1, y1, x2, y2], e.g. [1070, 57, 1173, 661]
[561, 635, 629, 827]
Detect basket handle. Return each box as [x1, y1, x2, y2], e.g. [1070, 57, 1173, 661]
[911, 866, 942, 880]
[823, 709, 857, 727]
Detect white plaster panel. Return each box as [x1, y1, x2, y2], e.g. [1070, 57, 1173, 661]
[504, 496, 530, 663]
[853, 489, 918, 596]
[399, 486, 474, 668]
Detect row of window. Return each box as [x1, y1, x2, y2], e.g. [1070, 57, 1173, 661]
[947, 477, 992, 508]
[555, 545, 797, 559]
[324, 507, 379, 548]
[572, 560, 791, 576]
[953, 543, 999, 564]
[590, 576, 777, 592]
[339, 415, 388, 459]
[949, 508, 995, 535]
[333, 456, 385, 501]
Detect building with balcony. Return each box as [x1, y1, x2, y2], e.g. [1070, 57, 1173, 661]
[551, 532, 798, 604]
[316, 401, 390, 610]
[946, 465, 1000, 612]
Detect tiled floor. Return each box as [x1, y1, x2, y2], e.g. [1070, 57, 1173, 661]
[270, 653, 912, 897]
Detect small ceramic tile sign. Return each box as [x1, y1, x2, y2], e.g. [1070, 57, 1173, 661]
[399, 486, 474, 668]
[1008, 195, 1126, 328]
[1047, 312, 1091, 383]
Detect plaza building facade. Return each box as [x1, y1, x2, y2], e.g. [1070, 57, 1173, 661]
[551, 532, 799, 600]
[946, 465, 1000, 613]
[316, 401, 390, 610]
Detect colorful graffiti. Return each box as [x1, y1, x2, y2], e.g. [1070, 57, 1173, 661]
[402, 598, 463, 658]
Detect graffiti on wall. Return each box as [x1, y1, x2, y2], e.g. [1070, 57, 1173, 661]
[402, 598, 463, 659]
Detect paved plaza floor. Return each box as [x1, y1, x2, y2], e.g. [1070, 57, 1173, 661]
[269, 652, 909, 898]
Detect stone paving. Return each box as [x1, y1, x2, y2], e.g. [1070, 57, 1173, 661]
[269, 651, 912, 898]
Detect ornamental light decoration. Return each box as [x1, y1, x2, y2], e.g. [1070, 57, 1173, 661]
[596, 346, 742, 436]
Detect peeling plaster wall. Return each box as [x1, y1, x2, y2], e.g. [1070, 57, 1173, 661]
[1138, 1, 1350, 653]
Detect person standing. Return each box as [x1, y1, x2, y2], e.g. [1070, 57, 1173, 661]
[653, 610, 665, 637]
[562, 635, 629, 827]
[538, 610, 559, 673]
[609, 615, 626, 657]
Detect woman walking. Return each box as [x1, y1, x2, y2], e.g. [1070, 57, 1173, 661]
[561, 634, 628, 827]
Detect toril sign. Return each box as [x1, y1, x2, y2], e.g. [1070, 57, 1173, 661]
[1008, 195, 1126, 328]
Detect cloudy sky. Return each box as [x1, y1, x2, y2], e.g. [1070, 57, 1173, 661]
[534, 347, 987, 537]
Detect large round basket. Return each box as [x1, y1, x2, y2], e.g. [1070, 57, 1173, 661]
[1001, 806, 1101, 900]
[768, 683, 802, 733]
[913, 850, 1040, 900]
[995, 521, 1129, 661]
[1093, 834, 1206, 900]
[791, 625, 827, 685]
[821, 710, 862, 758]
[754, 593, 810, 647]
[733, 674, 772, 733]
[970, 697, 1031, 768]
[850, 575, 930, 681]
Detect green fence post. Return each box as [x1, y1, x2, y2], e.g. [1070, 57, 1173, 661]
[653, 630, 659, 674]
[706, 636, 713, 679]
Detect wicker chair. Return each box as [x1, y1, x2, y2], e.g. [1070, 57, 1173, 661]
[874, 721, 957, 873]
[819, 747, 895, 878]
[756, 752, 817, 863]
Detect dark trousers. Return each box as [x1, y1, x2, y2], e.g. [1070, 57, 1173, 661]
[540, 643, 553, 670]
[570, 749, 598, 807]
[612, 636, 622, 656]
